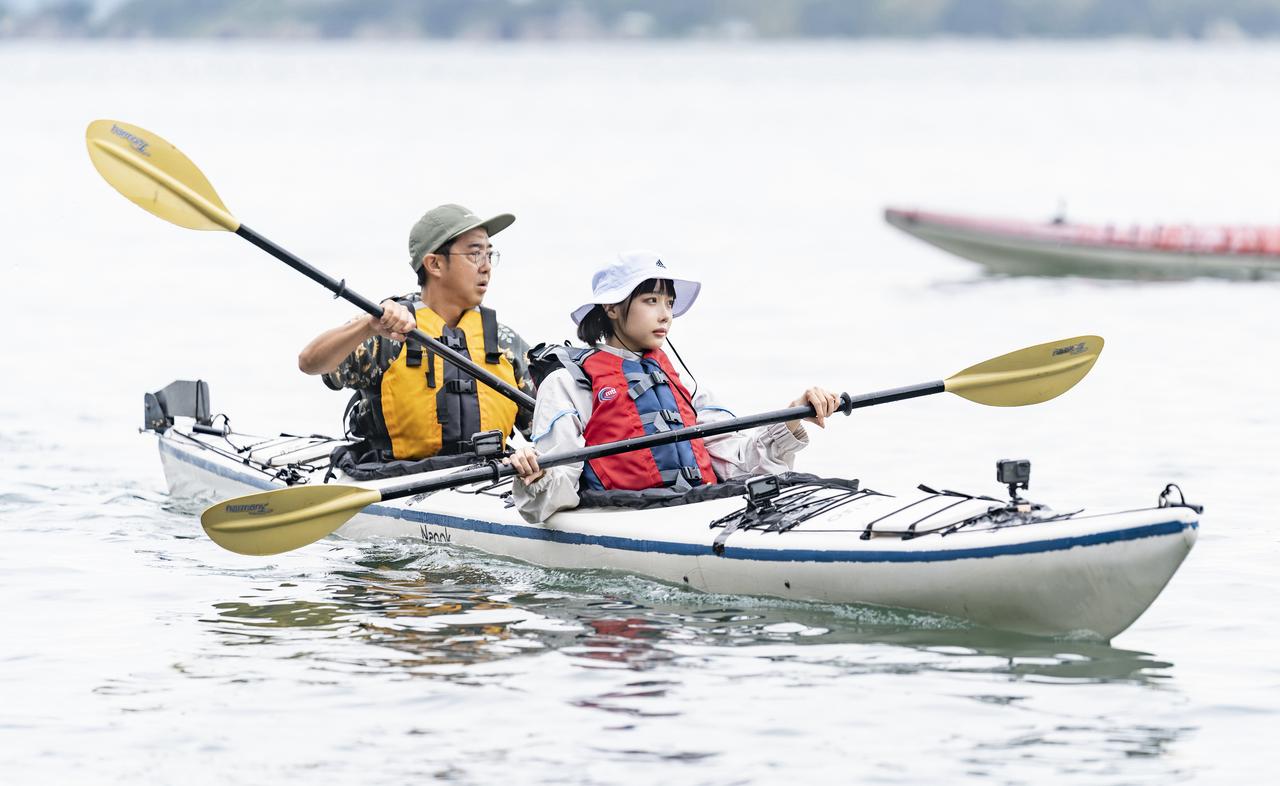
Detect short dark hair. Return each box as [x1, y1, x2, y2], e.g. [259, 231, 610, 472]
[576, 278, 675, 344]
[416, 238, 455, 287]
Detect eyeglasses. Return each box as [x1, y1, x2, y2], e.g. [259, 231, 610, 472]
[448, 249, 500, 267]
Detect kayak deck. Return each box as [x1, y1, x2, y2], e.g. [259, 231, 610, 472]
[155, 424, 1199, 640]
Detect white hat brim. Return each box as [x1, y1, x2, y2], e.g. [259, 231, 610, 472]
[570, 276, 701, 324]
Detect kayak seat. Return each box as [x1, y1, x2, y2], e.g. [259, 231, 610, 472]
[326, 440, 482, 482]
[577, 472, 861, 511]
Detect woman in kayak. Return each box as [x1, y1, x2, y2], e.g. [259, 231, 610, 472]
[507, 250, 841, 523]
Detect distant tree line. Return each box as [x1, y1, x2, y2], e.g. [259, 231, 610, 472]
[4, 0, 1280, 39]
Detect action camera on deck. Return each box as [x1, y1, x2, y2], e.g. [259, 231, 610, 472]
[745, 474, 782, 507]
[997, 459, 1031, 501]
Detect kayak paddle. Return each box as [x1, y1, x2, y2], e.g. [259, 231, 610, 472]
[201, 335, 1103, 555]
[84, 119, 535, 413]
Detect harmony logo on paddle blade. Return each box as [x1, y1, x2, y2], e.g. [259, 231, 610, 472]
[225, 503, 272, 515]
[110, 123, 151, 157]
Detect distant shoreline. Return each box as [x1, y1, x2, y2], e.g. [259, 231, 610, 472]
[2, 35, 1276, 46]
[4, 0, 1278, 42]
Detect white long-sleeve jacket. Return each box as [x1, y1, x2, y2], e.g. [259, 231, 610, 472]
[511, 344, 808, 523]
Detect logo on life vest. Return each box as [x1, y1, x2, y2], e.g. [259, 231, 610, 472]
[598, 386, 618, 402]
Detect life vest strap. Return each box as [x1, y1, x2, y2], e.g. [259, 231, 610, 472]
[626, 369, 668, 400]
[480, 306, 501, 365]
[405, 340, 423, 367]
[403, 301, 423, 368]
[657, 467, 704, 489]
[559, 351, 594, 390]
[341, 391, 362, 439]
[350, 388, 393, 457]
[527, 342, 595, 391]
[436, 387, 450, 426]
[638, 409, 683, 432]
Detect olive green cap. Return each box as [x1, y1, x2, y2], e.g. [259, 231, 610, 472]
[408, 204, 515, 272]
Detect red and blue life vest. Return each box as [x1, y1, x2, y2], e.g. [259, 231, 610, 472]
[575, 349, 718, 491]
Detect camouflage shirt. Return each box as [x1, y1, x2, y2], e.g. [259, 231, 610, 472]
[322, 301, 536, 436]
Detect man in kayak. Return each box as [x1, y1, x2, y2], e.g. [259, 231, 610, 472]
[298, 204, 535, 461]
[506, 251, 840, 522]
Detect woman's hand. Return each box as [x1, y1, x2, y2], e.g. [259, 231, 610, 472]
[787, 387, 843, 432]
[505, 446, 545, 483]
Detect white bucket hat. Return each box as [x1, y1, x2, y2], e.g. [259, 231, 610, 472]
[570, 250, 702, 325]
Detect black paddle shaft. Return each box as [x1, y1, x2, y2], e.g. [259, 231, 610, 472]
[236, 224, 536, 412]
[377, 380, 945, 502]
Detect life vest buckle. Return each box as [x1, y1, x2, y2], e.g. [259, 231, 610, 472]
[445, 379, 476, 394]
[626, 370, 669, 400]
[639, 408, 684, 433]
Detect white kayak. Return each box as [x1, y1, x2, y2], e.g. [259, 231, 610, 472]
[92, 120, 1197, 640]
[153, 413, 1199, 641]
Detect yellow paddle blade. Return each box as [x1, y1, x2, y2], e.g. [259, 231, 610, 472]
[201, 485, 382, 556]
[85, 119, 239, 232]
[944, 335, 1104, 406]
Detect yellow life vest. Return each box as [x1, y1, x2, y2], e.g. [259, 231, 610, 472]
[379, 303, 519, 460]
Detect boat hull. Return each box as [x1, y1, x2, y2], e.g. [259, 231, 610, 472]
[886, 207, 1280, 279]
[158, 429, 1198, 640]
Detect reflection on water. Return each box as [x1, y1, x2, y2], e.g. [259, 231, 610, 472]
[182, 540, 1196, 781]
[204, 542, 1176, 684]
[1, 457, 1200, 782]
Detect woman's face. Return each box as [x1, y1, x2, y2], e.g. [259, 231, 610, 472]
[606, 289, 675, 351]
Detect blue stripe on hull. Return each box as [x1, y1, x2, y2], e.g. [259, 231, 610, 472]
[161, 437, 1197, 565]
[160, 437, 277, 492]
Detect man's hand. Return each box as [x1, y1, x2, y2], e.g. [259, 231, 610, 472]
[369, 300, 416, 342]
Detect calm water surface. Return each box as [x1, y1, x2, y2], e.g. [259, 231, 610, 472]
[1, 41, 1277, 784]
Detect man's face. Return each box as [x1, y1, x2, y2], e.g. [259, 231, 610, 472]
[430, 227, 493, 307]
